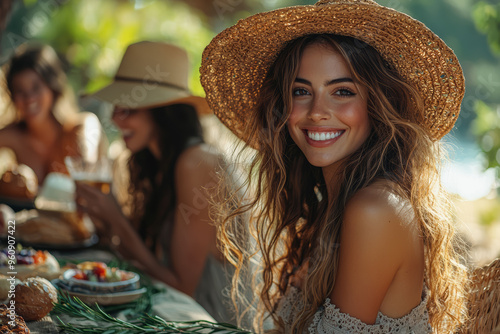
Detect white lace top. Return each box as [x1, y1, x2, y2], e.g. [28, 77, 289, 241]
[276, 286, 432, 333]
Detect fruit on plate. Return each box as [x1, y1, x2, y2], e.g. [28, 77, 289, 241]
[0, 245, 60, 281]
[72, 262, 132, 283]
[58, 262, 140, 295]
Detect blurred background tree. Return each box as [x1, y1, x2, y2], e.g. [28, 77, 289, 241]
[1, 0, 499, 181]
[471, 1, 500, 180]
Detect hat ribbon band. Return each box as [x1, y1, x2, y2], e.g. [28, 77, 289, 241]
[114, 76, 189, 93]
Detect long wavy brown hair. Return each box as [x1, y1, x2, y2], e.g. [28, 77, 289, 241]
[127, 103, 204, 252]
[217, 34, 468, 333]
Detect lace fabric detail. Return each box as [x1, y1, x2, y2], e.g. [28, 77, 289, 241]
[276, 286, 432, 334]
[275, 285, 306, 327]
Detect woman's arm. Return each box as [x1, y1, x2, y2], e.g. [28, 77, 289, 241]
[74, 182, 182, 288]
[75, 145, 222, 296]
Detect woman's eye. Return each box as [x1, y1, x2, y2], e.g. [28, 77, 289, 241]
[335, 88, 355, 97]
[293, 88, 310, 96]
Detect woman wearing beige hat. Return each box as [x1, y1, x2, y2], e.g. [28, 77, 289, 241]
[201, 0, 468, 333]
[75, 41, 245, 325]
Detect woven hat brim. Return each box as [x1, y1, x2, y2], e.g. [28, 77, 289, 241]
[201, 2, 464, 145]
[94, 80, 210, 114]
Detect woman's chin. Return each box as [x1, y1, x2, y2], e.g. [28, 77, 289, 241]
[22, 110, 51, 124]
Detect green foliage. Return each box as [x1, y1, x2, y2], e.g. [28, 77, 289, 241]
[473, 1, 500, 55]
[53, 293, 253, 333]
[34, 0, 214, 97]
[473, 101, 500, 170]
[3, 0, 500, 145]
[478, 199, 500, 226]
[472, 1, 500, 178]
[22, 0, 37, 7]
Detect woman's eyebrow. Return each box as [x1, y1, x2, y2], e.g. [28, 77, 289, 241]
[295, 77, 311, 86]
[325, 77, 354, 86]
[294, 77, 354, 86]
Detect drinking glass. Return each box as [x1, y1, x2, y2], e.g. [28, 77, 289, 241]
[64, 156, 113, 194]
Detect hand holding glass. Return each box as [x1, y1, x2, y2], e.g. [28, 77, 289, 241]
[64, 156, 112, 194]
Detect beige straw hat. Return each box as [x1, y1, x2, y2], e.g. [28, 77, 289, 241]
[95, 41, 209, 114]
[200, 0, 465, 144]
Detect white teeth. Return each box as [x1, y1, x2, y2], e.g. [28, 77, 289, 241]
[307, 131, 342, 141]
[122, 129, 133, 136]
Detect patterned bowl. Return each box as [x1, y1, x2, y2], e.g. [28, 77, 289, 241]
[59, 269, 140, 294]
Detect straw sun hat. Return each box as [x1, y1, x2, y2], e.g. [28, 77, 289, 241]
[200, 0, 465, 144]
[95, 41, 209, 114]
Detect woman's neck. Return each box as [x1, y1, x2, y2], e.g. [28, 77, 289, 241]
[26, 113, 63, 144]
[322, 163, 342, 200]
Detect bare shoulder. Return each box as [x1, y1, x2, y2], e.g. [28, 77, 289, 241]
[174, 144, 223, 197]
[331, 180, 423, 322]
[176, 143, 222, 175]
[0, 124, 23, 136]
[0, 124, 24, 147]
[343, 179, 417, 239]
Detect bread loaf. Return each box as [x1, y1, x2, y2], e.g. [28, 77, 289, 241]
[0, 304, 30, 333]
[13, 209, 95, 245]
[0, 165, 38, 200]
[12, 277, 58, 321]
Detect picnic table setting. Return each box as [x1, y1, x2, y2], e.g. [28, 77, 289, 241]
[0, 168, 251, 334]
[0, 241, 251, 334]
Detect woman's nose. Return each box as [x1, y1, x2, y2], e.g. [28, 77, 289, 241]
[307, 97, 331, 122]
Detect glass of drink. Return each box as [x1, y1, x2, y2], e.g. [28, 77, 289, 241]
[64, 156, 113, 194]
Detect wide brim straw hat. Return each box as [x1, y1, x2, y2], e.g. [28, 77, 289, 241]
[95, 41, 210, 114]
[200, 0, 465, 145]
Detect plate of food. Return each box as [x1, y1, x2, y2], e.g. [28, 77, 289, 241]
[54, 261, 145, 305]
[0, 245, 61, 281]
[0, 172, 99, 250]
[57, 287, 147, 306]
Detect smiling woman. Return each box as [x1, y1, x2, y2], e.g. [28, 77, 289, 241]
[0, 43, 108, 189]
[200, 0, 469, 333]
[74, 41, 251, 327]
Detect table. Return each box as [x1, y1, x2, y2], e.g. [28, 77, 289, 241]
[25, 248, 216, 333]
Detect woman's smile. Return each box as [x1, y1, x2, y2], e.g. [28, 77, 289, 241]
[303, 128, 345, 147]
